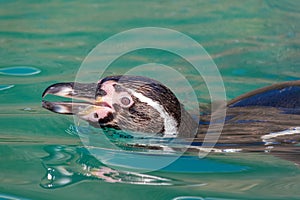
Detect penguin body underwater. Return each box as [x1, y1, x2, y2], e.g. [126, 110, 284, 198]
[42, 75, 300, 165]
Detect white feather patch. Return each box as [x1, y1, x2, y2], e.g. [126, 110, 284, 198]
[261, 127, 300, 145]
[128, 89, 178, 137]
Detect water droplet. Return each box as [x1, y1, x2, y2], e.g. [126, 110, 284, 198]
[0, 66, 41, 76]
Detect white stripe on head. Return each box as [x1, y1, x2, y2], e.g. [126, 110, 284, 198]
[128, 89, 178, 138]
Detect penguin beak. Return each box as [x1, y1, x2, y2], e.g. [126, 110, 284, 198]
[42, 82, 109, 116]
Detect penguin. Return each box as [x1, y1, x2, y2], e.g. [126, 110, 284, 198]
[42, 75, 300, 164]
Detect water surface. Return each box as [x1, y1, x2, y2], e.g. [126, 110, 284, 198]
[1, 1, 300, 199]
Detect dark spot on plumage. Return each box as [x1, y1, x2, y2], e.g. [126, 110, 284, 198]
[98, 112, 114, 124]
[95, 89, 107, 97]
[156, 126, 165, 137]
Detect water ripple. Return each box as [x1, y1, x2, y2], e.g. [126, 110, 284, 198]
[173, 197, 236, 200]
[0, 84, 14, 91]
[0, 66, 41, 76]
[0, 193, 31, 200]
[40, 145, 176, 189]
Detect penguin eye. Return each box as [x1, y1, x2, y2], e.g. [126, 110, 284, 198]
[120, 97, 131, 106]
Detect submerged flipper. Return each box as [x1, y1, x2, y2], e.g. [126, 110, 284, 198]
[228, 81, 300, 109]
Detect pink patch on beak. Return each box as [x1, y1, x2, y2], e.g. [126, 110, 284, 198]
[79, 106, 112, 123]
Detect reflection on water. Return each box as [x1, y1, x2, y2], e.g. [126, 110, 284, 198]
[40, 144, 252, 189]
[38, 144, 300, 199]
[40, 145, 174, 188]
[63, 124, 248, 173]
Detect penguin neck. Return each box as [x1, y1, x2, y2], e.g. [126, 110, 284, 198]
[177, 108, 199, 138]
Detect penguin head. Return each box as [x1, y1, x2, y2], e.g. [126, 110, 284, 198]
[42, 75, 197, 137]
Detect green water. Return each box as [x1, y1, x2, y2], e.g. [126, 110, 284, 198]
[1, 0, 300, 199]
